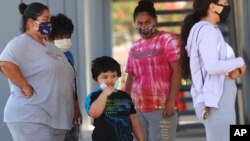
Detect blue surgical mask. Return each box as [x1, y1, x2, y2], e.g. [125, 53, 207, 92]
[99, 83, 107, 90]
[99, 80, 120, 90]
[34, 21, 52, 36]
[113, 80, 120, 89]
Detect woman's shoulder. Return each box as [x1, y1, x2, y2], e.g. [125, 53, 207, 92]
[133, 36, 144, 45]
[158, 31, 179, 40]
[192, 21, 218, 39]
[130, 38, 143, 50]
[193, 21, 217, 32]
[5, 34, 29, 49]
[158, 30, 176, 36]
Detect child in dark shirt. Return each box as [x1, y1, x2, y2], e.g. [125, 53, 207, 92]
[85, 56, 144, 141]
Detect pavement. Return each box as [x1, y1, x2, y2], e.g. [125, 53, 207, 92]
[79, 114, 206, 141]
[175, 128, 206, 141]
[79, 125, 206, 141]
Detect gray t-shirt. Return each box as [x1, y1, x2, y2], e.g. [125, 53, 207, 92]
[0, 34, 75, 129]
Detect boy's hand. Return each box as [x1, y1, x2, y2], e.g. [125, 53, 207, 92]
[74, 102, 82, 120]
[102, 86, 115, 97]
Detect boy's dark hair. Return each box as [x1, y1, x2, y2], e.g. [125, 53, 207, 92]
[48, 13, 74, 40]
[91, 56, 122, 81]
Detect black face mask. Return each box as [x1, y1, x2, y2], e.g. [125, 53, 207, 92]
[215, 4, 231, 22]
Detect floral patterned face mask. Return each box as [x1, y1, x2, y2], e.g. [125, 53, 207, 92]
[34, 21, 52, 36]
[136, 25, 156, 38]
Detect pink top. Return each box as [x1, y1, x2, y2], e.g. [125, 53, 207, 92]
[125, 31, 180, 112]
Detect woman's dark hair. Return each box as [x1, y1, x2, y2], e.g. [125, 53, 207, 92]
[48, 14, 74, 40]
[91, 56, 122, 81]
[180, 0, 219, 80]
[19, 2, 49, 32]
[133, 0, 156, 21]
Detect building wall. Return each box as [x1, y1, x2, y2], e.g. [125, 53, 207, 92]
[242, 0, 250, 124]
[233, 0, 250, 124]
[0, 0, 23, 140]
[0, 0, 112, 140]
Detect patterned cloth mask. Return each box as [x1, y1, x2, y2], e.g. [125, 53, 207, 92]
[35, 21, 52, 36]
[136, 25, 156, 38]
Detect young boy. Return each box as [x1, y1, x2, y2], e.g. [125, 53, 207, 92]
[48, 13, 82, 119]
[85, 56, 144, 141]
[48, 14, 82, 140]
[48, 13, 74, 66]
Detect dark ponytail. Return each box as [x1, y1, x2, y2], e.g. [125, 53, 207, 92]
[19, 3, 27, 15]
[180, 13, 200, 80]
[180, 0, 219, 80]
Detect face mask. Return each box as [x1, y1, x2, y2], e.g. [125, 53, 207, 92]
[34, 21, 52, 36]
[99, 83, 107, 90]
[113, 80, 120, 89]
[54, 39, 72, 52]
[136, 25, 156, 38]
[215, 4, 231, 22]
[99, 80, 120, 90]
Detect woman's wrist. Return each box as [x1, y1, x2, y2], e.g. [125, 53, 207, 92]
[21, 84, 34, 97]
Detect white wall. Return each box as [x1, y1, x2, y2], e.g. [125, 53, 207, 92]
[0, 0, 22, 140]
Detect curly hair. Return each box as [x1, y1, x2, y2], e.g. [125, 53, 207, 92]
[48, 13, 74, 40]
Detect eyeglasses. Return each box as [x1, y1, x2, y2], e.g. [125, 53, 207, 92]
[215, 3, 229, 7]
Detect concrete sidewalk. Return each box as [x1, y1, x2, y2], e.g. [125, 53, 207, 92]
[79, 114, 206, 141]
[175, 128, 206, 141]
[79, 127, 206, 141]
